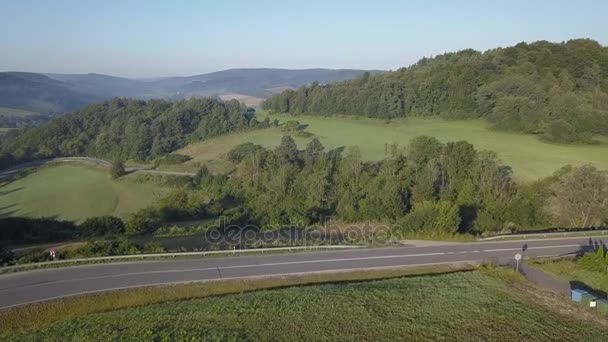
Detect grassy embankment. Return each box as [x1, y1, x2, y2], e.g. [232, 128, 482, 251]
[2, 265, 608, 340]
[177, 112, 608, 180]
[0, 164, 169, 222]
[530, 255, 608, 294]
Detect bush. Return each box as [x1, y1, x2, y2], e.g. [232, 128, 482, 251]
[0, 247, 15, 265]
[126, 208, 162, 235]
[227, 143, 263, 164]
[78, 216, 125, 238]
[66, 239, 142, 258]
[110, 158, 126, 179]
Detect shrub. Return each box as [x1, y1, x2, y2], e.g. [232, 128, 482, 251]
[125, 208, 162, 235]
[227, 143, 263, 163]
[110, 157, 126, 179]
[78, 216, 125, 238]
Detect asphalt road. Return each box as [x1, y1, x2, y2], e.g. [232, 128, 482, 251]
[0, 236, 604, 310]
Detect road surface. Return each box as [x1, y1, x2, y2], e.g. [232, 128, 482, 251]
[0, 236, 604, 310]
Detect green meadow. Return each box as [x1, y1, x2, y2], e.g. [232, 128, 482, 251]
[7, 269, 607, 341]
[0, 164, 167, 222]
[179, 113, 608, 181]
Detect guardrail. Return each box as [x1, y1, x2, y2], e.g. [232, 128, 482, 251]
[478, 230, 608, 241]
[0, 245, 363, 272]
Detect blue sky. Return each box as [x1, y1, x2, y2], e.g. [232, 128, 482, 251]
[1, 0, 606, 78]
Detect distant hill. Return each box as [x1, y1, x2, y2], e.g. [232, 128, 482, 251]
[0, 68, 379, 117]
[264, 39, 608, 144]
[0, 72, 100, 115]
[150, 68, 384, 99]
[44, 73, 151, 98]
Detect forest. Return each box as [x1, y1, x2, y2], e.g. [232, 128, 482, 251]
[120, 135, 608, 239]
[263, 39, 608, 143]
[0, 97, 267, 167]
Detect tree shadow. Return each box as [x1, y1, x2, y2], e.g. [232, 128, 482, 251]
[570, 280, 608, 299]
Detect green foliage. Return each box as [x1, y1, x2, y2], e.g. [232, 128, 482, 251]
[65, 239, 141, 259]
[227, 142, 263, 164]
[263, 39, 608, 143]
[109, 157, 125, 179]
[547, 164, 608, 228]
[3, 97, 257, 162]
[78, 216, 125, 238]
[222, 135, 556, 233]
[0, 247, 15, 266]
[125, 207, 162, 235]
[398, 201, 461, 236]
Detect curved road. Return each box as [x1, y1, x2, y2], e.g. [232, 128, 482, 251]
[0, 157, 195, 179]
[0, 236, 604, 310]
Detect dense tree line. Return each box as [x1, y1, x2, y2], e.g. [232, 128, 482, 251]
[150, 136, 608, 236]
[0, 97, 268, 165]
[263, 39, 608, 143]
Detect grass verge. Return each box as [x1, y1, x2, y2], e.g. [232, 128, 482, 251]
[0, 264, 473, 337]
[4, 264, 608, 340]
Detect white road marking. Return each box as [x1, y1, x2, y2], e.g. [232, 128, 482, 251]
[0, 252, 448, 289]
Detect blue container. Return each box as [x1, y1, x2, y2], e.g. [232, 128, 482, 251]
[571, 289, 589, 303]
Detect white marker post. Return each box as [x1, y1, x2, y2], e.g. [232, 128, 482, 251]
[50, 249, 56, 261]
[514, 253, 522, 272]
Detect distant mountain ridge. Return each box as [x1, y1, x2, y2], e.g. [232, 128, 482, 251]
[0, 68, 381, 116]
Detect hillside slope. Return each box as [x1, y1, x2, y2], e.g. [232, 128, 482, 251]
[0, 68, 380, 117]
[0, 72, 99, 114]
[264, 39, 608, 143]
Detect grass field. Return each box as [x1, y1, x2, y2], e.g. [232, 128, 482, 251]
[5, 268, 607, 341]
[178, 113, 608, 180]
[0, 164, 168, 222]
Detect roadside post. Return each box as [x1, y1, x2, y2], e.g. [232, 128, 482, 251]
[50, 249, 56, 261]
[514, 253, 522, 272]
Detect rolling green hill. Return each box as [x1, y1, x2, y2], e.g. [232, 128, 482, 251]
[0, 164, 167, 222]
[264, 39, 608, 144]
[178, 113, 608, 180]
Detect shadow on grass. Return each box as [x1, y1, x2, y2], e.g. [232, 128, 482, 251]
[570, 280, 608, 299]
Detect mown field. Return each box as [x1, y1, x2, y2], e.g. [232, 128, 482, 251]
[178, 113, 608, 180]
[6, 269, 607, 341]
[0, 164, 167, 222]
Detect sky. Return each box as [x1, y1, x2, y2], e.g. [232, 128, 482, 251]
[1, 0, 607, 78]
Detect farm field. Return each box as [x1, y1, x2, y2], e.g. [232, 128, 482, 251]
[178, 113, 608, 180]
[7, 269, 607, 341]
[0, 164, 167, 222]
